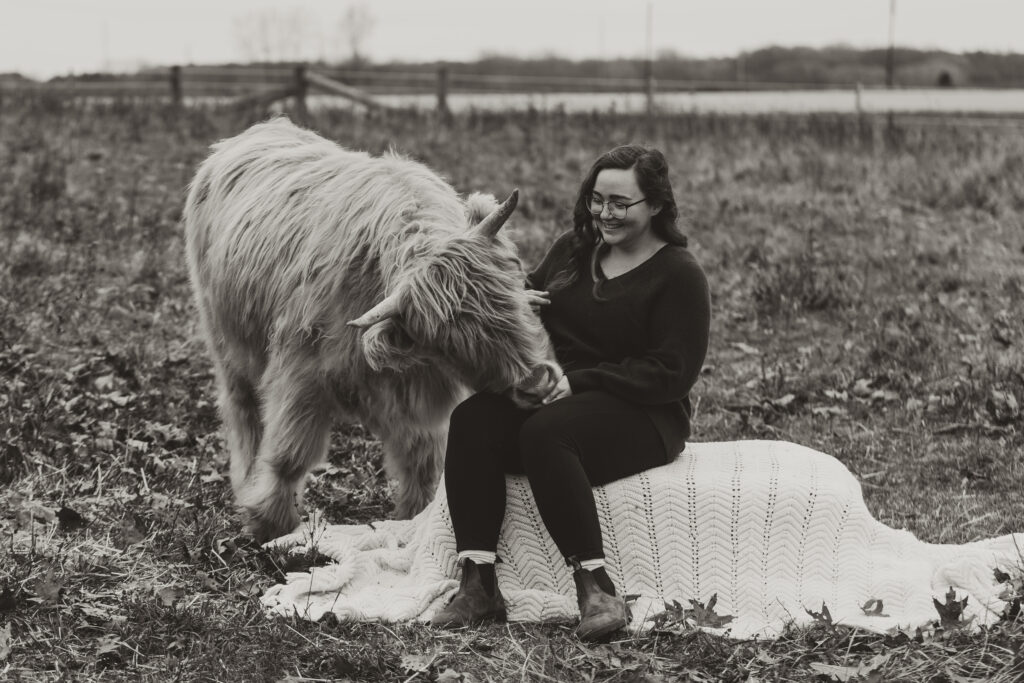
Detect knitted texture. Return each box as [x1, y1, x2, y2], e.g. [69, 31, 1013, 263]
[261, 440, 1023, 638]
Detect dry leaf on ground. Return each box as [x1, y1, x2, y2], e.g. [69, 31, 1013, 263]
[0, 623, 12, 661]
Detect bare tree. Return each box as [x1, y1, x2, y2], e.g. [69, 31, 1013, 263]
[234, 8, 315, 63]
[338, 2, 375, 66]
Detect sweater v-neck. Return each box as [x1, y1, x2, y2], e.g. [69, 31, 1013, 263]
[595, 243, 672, 282]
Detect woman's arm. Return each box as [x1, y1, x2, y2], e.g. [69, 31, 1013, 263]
[565, 260, 711, 405]
[525, 231, 575, 290]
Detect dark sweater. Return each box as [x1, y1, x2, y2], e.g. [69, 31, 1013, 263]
[526, 231, 711, 457]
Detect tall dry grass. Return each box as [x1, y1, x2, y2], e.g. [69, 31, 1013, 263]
[1, 96, 1022, 681]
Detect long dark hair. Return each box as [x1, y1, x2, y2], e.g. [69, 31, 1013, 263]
[548, 144, 687, 299]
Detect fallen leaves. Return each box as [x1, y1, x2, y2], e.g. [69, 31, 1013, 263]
[718, 316, 1023, 435]
[769, 393, 797, 410]
[860, 598, 889, 618]
[994, 568, 1023, 621]
[809, 653, 891, 682]
[115, 518, 147, 548]
[436, 667, 477, 682]
[0, 623, 11, 661]
[76, 602, 125, 624]
[986, 389, 1020, 425]
[732, 341, 761, 356]
[15, 498, 57, 527]
[683, 593, 735, 629]
[812, 405, 848, 418]
[400, 652, 437, 675]
[200, 468, 225, 484]
[990, 309, 1015, 348]
[850, 378, 875, 399]
[651, 593, 735, 632]
[933, 587, 973, 631]
[805, 603, 834, 629]
[849, 377, 899, 403]
[1, 109, 1023, 683]
[154, 585, 184, 607]
[94, 634, 128, 668]
[32, 567, 64, 605]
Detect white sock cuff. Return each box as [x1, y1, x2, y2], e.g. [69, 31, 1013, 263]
[580, 558, 605, 571]
[458, 550, 497, 565]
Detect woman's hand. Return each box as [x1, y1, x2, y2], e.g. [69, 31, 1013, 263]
[525, 289, 551, 310]
[542, 372, 572, 405]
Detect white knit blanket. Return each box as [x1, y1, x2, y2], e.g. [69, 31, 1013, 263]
[261, 440, 1023, 638]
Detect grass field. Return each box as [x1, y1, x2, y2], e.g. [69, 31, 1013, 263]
[1, 95, 1023, 682]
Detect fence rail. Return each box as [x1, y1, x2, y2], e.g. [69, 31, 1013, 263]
[5, 64, 1018, 119]
[4, 63, 840, 114]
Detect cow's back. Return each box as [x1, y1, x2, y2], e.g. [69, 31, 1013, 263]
[183, 119, 466, 352]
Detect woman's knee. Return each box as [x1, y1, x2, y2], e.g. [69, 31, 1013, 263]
[518, 408, 574, 465]
[447, 392, 521, 467]
[450, 392, 512, 433]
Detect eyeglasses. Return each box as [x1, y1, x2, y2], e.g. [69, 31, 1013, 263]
[587, 194, 646, 219]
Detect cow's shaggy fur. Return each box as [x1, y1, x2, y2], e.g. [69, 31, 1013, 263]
[184, 118, 557, 541]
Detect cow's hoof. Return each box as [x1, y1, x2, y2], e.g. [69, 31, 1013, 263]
[239, 498, 301, 543]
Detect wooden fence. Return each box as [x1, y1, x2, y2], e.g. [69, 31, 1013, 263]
[1, 63, 873, 117]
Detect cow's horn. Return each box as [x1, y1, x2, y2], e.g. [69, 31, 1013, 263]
[347, 292, 400, 328]
[474, 189, 519, 238]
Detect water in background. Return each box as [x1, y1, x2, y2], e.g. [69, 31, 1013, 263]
[310, 88, 1024, 114]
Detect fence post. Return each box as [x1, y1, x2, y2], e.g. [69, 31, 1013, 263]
[644, 62, 656, 119]
[169, 65, 182, 109]
[294, 64, 308, 123]
[437, 65, 451, 124]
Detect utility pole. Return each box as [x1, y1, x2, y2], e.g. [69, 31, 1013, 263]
[885, 0, 897, 139]
[886, 0, 896, 88]
[645, 1, 653, 63]
[644, 1, 654, 117]
[101, 20, 110, 72]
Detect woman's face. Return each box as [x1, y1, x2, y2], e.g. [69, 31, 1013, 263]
[590, 168, 661, 250]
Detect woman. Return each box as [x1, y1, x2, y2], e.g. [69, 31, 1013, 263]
[431, 144, 711, 640]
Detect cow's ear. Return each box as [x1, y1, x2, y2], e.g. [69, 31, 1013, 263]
[465, 192, 499, 227]
[359, 318, 419, 371]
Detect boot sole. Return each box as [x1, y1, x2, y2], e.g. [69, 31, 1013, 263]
[431, 607, 507, 629]
[575, 614, 627, 641]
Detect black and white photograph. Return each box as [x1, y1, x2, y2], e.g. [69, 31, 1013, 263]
[1, 1, 1022, 680]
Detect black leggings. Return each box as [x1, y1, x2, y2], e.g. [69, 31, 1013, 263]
[444, 390, 669, 562]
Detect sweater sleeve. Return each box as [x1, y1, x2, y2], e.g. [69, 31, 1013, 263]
[565, 259, 711, 405]
[525, 231, 574, 290]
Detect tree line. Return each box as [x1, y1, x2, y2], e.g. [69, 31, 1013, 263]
[22, 46, 1024, 90]
[369, 47, 1024, 88]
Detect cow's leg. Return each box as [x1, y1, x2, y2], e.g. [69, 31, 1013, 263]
[213, 365, 264, 495]
[237, 356, 333, 542]
[377, 424, 447, 519]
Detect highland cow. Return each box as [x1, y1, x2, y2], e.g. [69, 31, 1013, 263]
[184, 118, 559, 542]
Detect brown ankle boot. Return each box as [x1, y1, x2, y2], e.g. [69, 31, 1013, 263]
[572, 563, 628, 641]
[431, 559, 506, 629]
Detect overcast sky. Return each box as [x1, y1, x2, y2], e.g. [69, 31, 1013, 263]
[3, 0, 1023, 78]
